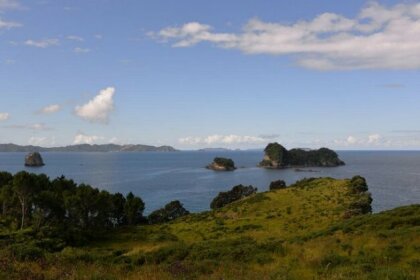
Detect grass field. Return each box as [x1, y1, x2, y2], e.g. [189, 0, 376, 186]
[1, 177, 419, 279]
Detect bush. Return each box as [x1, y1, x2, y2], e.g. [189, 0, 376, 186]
[9, 243, 45, 261]
[269, 180, 287, 190]
[148, 200, 190, 224]
[349, 176, 368, 193]
[210, 185, 257, 209]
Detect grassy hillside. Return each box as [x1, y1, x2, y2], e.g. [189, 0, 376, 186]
[1, 177, 419, 279]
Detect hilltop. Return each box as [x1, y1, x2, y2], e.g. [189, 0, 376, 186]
[1, 176, 418, 279]
[0, 143, 178, 153]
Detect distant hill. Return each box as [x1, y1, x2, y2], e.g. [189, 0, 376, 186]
[0, 143, 178, 152]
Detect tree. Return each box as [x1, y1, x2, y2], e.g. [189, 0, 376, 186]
[12, 171, 37, 229]
[124, 192, 145, 225]
[111, 193, 126, 226]
[0, 172, 13, 216]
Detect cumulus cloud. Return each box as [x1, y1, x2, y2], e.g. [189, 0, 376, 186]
[75, 87, 115, 123]
[0, 112, 10, 121]
[153, 2, 420, 70]
[25, 38, 59, 48]
[39, 104, 61, 114]
[73, 133, 103, 145]
[73, 47, 90, 53]
[179, 134, 265, 146]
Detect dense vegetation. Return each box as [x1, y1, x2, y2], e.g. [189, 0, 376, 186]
[0, 171, 145, 246]
[0, 173, 418, 279]
[260, 142, 345, 168]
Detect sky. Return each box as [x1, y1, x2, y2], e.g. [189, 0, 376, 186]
[0, 0, 420, 150]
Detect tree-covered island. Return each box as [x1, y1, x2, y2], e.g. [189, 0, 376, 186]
[259, 142, 345, 168]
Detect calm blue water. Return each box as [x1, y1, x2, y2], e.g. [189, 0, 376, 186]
[0, 151, 419, 213]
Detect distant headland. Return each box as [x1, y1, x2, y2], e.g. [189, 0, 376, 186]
[0, 143, 178, 153]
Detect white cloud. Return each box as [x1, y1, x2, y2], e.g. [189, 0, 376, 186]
[0, 112, 10, 121]
[75, 87, 115, 123]
[25, 38, 59, 48]
[40, 104, 61, 114]
[0, 17, 21, 29]
[179, 134, 265, 146]
[73, 133, 103, 145]
[334, 134, 383, 147]
[94, 34, 103, 39]
[368, 134, 381, 144]
[73, 47, 90, 53]
[153, 2, 420, 70]
[0, 0, 21, 10]
[66, 35, 84, 41]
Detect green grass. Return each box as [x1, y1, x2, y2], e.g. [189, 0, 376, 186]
[1, 177, 419, 279]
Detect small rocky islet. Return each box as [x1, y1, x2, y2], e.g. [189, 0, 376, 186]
[24, 152, 45, 167]
[206, 157, 236, 171]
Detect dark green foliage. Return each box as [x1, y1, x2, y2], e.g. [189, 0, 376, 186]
[148, 200, 190, 224]
[260, 143, 288, 167]
[259, 142, 344, 168]
[288, 148, 344, 167]
[344, 176, 373, 218]
[210, 184, 257, 209]
[124, 192, 145, 225]
[0, 172, 146, 249]
[349, 175, 368, 193]
[212, 157, 236, 170]
[269, 180, 287, 190]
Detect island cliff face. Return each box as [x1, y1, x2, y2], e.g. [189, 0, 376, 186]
[207, 157, 236, 171]
[259, 143, 344, 168]
[24, 152, 45, 167]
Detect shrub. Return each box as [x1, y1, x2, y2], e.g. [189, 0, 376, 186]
[148, 200, 190, 224]
[349, 176, 368, 193]
[210, 185, 257, 209]
[269, 180, 287, 190]
[9, 243, 45, 261]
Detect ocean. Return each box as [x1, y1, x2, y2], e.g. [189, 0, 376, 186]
[0, 151, 419, 214]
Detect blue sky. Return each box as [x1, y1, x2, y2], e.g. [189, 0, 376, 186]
[0, 0, 419, 149]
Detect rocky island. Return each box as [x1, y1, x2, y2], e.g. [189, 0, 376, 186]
[259, 142, 344, 168]
[24, 152, 45, 167]
[206, 157, 236, 171]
